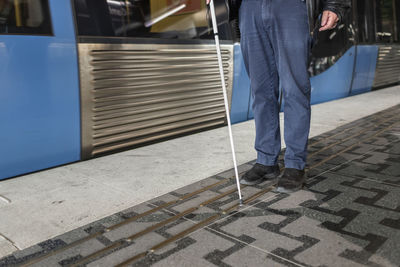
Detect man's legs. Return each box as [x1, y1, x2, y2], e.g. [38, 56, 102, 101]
[239, 0, 281, 168]
[268, 0, 312, 171]
[238, 0, 281, 185]
[238, 0, 311, 187]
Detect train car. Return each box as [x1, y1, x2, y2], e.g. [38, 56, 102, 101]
[0, 0, 399, 180]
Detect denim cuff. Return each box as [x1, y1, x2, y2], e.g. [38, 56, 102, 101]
[256, 152, 278, 167]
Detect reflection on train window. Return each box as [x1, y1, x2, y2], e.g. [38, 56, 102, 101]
[356, 0, 376, 43]
[376, 0, 398, 42]
[0, 0, 52, 35]
[73, 0, 232, 40]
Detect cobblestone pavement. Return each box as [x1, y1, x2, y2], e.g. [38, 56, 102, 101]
[1, 105, 399, 267]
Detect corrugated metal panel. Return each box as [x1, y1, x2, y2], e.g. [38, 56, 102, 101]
[78, 43, 234, 159]
[373, 45, 400, 88]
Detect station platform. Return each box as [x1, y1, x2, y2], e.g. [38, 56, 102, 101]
[0, 86, 399, 266]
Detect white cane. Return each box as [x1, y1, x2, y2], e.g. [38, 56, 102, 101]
[209, 0, 243, 206]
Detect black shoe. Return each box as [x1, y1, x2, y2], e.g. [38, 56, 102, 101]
[240, 163, 280, 185]
[275, 168, 305, 193]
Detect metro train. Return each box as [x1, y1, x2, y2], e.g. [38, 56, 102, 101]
[0, 0, 399, 180]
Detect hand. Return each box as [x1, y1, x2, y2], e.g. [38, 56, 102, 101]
[319, 11, 339, 31]
[206, 0, 211, 4]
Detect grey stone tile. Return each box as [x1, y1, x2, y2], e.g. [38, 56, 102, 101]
[224, 246, 292, 267]
[149, 229, 234, 267]
[148, 177, 233, 209]
[307, 149, 362, 169]
[166, 190, 222, 214]
[216, 184, 276, 212]
[57, 227, 92, 245]
[136, 228, 293, 267]
[153, 191, 219, 219]
[149, 179, 243, 222]
[87, 219, 196, 266]
[362, 128, 400, 145]
[103, 210, 173, 242]
[10, 244, 42, 259]
[148, 192, 181, 206]
[282, 217, 371, 267]
[217, 164, 254, 179]
[348, 143, 384, 155]
[307, 143, 348, 158]
[206, 172, 400, 267]
[31, 239, 106, 267]
[379, 140, 400, 155]
[214, 179, 244, 194]
[326, 159, 400, 186]
[306, 167, 331, 179]
[87, 232, 166, 267]
[67, 219, 195, 266]
[0, 237, 17, 259]
[173, 177, 225, 196]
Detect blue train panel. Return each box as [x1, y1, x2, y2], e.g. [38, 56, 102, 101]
[230, 44, 251, 124]
[0, 0, 81, 180]
[349, 45, 378, 96]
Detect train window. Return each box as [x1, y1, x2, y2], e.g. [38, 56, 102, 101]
[356, 0, 376, 43]
[0, 0, 52, 35]
[395, 0, 400, 42]
[376, 0, 397, 42]
[73, 0, 232, 40]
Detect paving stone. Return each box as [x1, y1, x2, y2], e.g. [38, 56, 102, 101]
[143, 229, 294, 267]
[224, 246, 291, 267]
[164, 190, 221, 214]
[0, 237, 17, 260]
[87, 232, 166, 267]
[379, 141, 400, 155]
[173, 177, 224, 196]
[30, 239, 105, 267]
[103, 210, 174, 242]
[326, 159, 400, 185]
[205, 172, 400, 267]
[216, 164, 254, 179]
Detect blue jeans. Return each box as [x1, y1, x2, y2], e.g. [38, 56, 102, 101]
[239, 0, 312, 170]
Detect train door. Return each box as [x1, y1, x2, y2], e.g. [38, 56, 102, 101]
[372, 0, 400, 88]
[0, 0, 81, 180]
[375, 0, 398, 43]
[72, 0, 234, 159]
[348, 0, 379, 95]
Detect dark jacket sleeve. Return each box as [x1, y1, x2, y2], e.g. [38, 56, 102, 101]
[322, 0, 351, 22]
